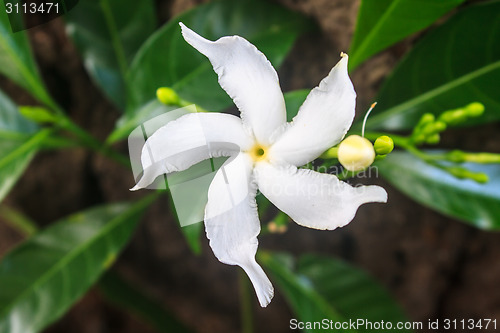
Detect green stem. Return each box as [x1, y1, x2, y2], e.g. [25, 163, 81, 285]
[239, 270, 254, 333]
[58, 117, 130, 167]
[0, 205, 39, 237]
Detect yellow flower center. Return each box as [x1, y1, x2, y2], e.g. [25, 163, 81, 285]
[248, 144, 268, 162]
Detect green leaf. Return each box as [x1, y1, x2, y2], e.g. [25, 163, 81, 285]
[99, 271, 191, 333]
[127, 0, 311, 114]
[0, 90, 44, 204]
[107, 99, 179, 144]
[284, 89, 309, 121]
[0, 130, 51, 203]
[364, 1, 500, 131]
[179, 223, 203, 255]
[0, 90, 38, 135]
[65, 0, 156, 108]
[259, 252, 410, 333]
[349, 0, 465, 70]
[0, 195, 157, 333]
[0, 10, 54, 108]
[377, 151, 500, 229]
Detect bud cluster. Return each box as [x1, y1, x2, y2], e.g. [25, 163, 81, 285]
[410, 103, 485, 145]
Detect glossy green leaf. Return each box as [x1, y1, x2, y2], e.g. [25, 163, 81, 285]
[0, 130, 51, 203]
[0, 90, 43, 204]
[0, 10, 54, 108]
[349, 0, 465, 70]
[259, 252, 410, 333]
[377, 151, 500, 229]
[65, 0, 156, 108]
[127, 0, 311, 114]
[99, 271, 191, 333]
[0, 90, 38, 136]
[107, 99, 178, 144]
[364, 1, 500, 131]
[0, 195, 156, 333]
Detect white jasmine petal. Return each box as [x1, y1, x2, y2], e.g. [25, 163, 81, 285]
[132, 113, 252, 190]
[180, 23, 286, 145]
[270, 56, 356, 166]
[255, 162, 387, 230]
[205, 153, 274, 307]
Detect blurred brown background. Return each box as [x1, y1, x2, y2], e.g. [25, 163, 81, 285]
[1, 0, 499, 332]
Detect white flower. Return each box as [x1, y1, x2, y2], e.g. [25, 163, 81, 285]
[131, 23, 387, 307]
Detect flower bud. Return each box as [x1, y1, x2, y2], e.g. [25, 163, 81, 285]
[445, 150, 466, 163]
[374, 135, 394, 155]
[338, 135, 375, 172]
[156, 87, 181, 105]
[425, 133, 440, 145]
[432, 121, 447, 133]
[420, 113, 435, 125]
[465, 102, 485, 117]
[439, 109, 466, 125]
[19, 106, 57, 124]
[447, 167, 489, 183]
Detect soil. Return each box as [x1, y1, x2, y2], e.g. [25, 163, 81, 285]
[1, 0, 499, 333]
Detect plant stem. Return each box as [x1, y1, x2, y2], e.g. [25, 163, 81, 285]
[0, 205, 39, 237]
[58, 117, 130, 167]
[239, 269, 254, 333]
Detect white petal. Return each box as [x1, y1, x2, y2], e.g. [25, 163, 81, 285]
[132, 113, 253, 190]
[180, 23, 286, 145]
[254, 162, 387, 230]
[269, 56, 356, 166]
[205, 153, 274, 307]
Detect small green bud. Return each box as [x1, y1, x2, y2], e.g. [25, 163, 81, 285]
[472, 173, 489, 184]
[439, 109, 466, 125]
[420, 121, 446, 138]
[420, 113, 435, 124]
[465, 102, 484, 117]
[374, 135, 394, 155]
[19, 106, 57, 123]
[432, 120, 447, 132]
[425, 133, 440, 145]
[375, 154, 387, 160]
[446, 166, 489, 184]
[463, 152, 500, 164]
[445, 150, 466, 163]
[156, 87, 181, 105]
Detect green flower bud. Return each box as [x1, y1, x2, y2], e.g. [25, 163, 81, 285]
[439, 109, 466, 125]
[425, 133, 440, 145]
[445, 150, 466, 163]
[472, 173, 489, 184]
[447, 166, 489, 184]
[156, 87, 181, 105]
[463, 152, 500, 164]
[338, 135, 375, 172]
[420, 113, 435, 125]
[465, 102, 484, 117]
[19, 106, 57, 124]
[432, 120, 447, 132]
[374, 135, 394, 155]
